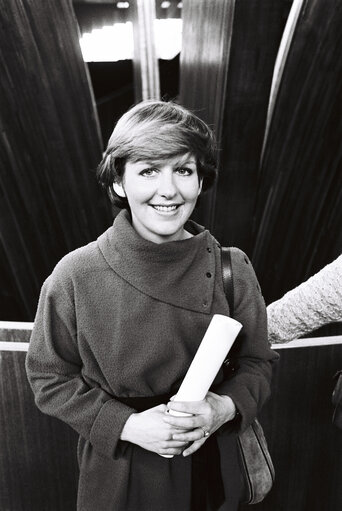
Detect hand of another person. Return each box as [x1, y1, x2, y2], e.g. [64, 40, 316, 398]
[120, 404, 190, 456]
[163, 391, 237, 456]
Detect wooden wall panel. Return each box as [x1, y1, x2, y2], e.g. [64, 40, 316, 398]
[213, 0, 292, 255]
[242, 343, 342, 511]
[0, 0, 112, 321]
[0, 351, 78, 510]
[132, 0, 160, 101]
[180, 0, 341, 306]
[180, 0, 291, 243]
[180, 0, 236, 228]
[252, 0, 342, 302]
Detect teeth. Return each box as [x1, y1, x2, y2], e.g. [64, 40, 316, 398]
[153, 205, 178, 211]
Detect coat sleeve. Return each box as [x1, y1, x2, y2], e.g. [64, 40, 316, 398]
[25, 268, 135, 460]
[214, 248, 278, 432]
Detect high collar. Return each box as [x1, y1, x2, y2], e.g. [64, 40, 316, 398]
[97, 210, 216, 314]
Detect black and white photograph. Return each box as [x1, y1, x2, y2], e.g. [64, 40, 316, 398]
[0, 1, 341, 510]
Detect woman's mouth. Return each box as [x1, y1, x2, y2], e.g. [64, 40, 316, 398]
[150, 205, 180, 212]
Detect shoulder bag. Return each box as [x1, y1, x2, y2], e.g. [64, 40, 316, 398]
[221, 247, 275, 505]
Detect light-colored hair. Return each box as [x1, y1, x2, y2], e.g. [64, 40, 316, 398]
[96, 100, 217, 208]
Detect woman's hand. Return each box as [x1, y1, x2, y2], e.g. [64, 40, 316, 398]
[163, 392, 237, 457]
[120, 404, 190, 456]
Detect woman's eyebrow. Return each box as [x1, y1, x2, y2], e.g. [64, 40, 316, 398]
[175, 159, 197, 166]
[134, 160, 158, 166]
[136, 158, 197, 166]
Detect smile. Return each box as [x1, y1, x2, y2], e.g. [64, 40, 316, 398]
[151, 205, 180, 212]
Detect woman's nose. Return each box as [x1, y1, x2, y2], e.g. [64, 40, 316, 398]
[158, 169, 177, 198]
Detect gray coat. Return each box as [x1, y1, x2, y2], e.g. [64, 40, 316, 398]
[26, 210, 277, 511]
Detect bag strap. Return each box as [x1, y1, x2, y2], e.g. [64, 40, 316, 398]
[221, 247, 238, 373]
[221, 247, 234, 317]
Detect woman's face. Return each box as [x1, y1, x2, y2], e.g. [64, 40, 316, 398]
[114, 153, 202, 244]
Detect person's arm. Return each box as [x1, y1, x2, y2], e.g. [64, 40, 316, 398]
[267, 254, 342, 343]
[26, 272, 134, 460]
[26, 268, 191, 458]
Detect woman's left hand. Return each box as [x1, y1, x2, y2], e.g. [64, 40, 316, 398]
[163, 391, 237, 456]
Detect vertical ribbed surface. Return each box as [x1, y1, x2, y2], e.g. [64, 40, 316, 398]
[180, 0, 236, 229]
[252, 0, 342, 302]
[132, 0, 160, 101]
[213, 0, 291, 256]
[240, 343, 342, 511]
[180, 0, 342, 304]
[0, 350, 78, 510]
[0, 0, 111, 320]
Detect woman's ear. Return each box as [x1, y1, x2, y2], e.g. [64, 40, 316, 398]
[113, 181, 126, 198]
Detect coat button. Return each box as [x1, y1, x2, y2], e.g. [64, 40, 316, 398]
[203, 300, 208, 308]
[207, 247, 211, 253]
[206, 272, 212, 278]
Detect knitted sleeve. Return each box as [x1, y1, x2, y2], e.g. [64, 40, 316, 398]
[267, 255, 342, 343]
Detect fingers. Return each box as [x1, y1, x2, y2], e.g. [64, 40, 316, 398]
[165, 394, 235, 437]
[157, 438, 190, 457]
[158, 431, 209, 457]
[182, 438, 206, 457]
[161, 401, 215, 458]
[167, 399, 209, 416]
[161, 402, 213, 457]
[158, 446, 185, 456]
[161, 439, 189, 448]
[154, 404, 168, 412]
[164, 414, 199, 430]
[163, 410, 206, 431]
[172, 427, 208, 443]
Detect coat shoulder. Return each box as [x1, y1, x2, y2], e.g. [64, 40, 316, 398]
[46, 240, 106, 294]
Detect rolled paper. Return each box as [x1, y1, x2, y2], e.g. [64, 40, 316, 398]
[162, 314, 242, 457]
[174, 314, 242, 403]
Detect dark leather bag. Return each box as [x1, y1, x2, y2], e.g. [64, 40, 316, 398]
[221, 247, 275, 504]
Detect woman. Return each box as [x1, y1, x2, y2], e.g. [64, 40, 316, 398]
[26, 100, 277, 511]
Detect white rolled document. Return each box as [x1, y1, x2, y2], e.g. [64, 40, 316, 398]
[163, 314, 242, 457]
[174, 314, 242, 404]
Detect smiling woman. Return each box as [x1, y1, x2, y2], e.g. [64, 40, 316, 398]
[26, 100, 277, 511]
[113, 154, 202, 243]
[96, 101, 215, 242]
[97, 100, 217, 206]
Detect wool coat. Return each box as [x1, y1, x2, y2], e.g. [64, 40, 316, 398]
[26, 210, 277, 511]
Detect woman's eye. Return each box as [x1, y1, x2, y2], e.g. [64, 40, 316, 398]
[176, 167, 193, 176]
[140, 168, 158, 176]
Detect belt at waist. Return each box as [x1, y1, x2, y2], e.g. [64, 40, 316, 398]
[117, 392, 174, 412]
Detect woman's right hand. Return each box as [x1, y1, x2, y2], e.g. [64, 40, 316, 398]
[120, 404, 190, 456]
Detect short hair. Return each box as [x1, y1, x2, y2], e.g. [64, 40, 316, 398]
[96, 100, 218, 208]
